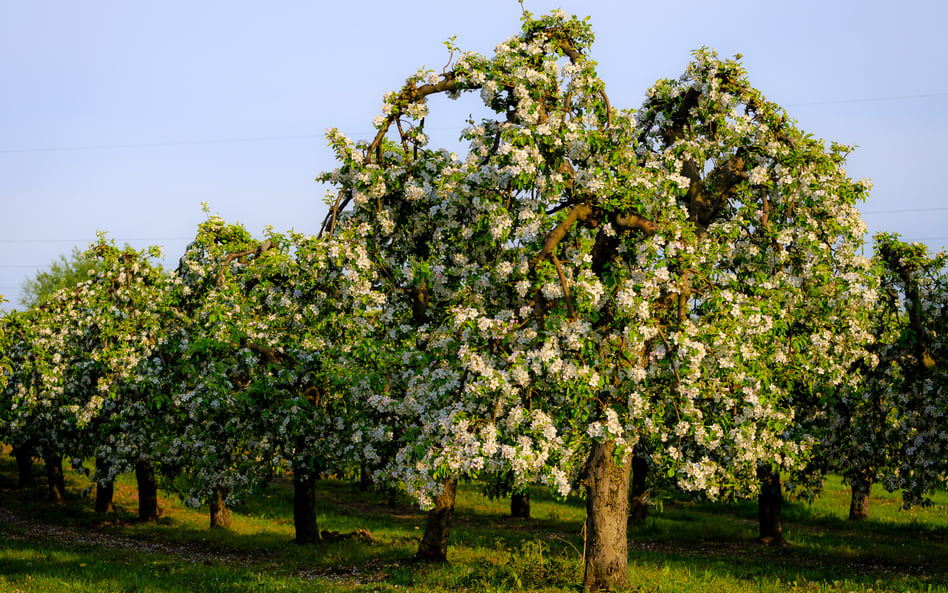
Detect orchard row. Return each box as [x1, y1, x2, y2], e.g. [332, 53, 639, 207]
[2, 11, 946, 591]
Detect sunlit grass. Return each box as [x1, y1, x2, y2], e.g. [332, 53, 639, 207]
[1, 449, 946, 592]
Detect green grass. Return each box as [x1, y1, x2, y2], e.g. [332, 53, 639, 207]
[1, 453, 946, 592]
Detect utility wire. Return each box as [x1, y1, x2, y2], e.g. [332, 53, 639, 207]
[0, 237, 192, 244]
[786, 91, 948, 107]
[0, 91, 944, 155]
[862, 207, 948, 215]
[0, 134, 327, 155]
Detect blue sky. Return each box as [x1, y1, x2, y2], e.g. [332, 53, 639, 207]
[2, 0, 946, 309]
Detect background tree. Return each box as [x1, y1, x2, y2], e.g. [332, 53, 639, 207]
[166, 215, 374, 537]
[18, 247, 102, 309]
[863, 234, 948, 510]
[71, 238, 174, 519]
[318, 10, 873, 591]
[2, 247, 106, 489]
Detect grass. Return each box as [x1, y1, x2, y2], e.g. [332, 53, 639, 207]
[1, 452, 946, 592]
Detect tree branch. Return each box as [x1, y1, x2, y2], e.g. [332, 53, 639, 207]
[551, 254, 576, 319]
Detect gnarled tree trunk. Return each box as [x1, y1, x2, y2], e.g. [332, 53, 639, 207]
[582, 440, 631, 592]
[416, 478, 457, 563]
[13, 445, 35, 488]
[848, 475, 872, 521]
[293, 471, 320, 544]
[511, 491, 530, 519]
[45, 453, 66, 503]
[757, 464, 783, 545]
[135, 461, 160, 522]
[210, 487, 231, 528]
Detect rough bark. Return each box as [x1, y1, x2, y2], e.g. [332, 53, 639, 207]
[582, 440, 632, 592]
[45, 453, 66, 503]
[848, 476, 872, 521]
[135, 461, 160, 522]
[511, 491, 531, 519]
[209, 487, 231, 528]
[13, 445, 35, 488]
[293, 472, 321, 544]
[628, 450, 649, 525]
[416, 478, 457, 563]
[757, 465, 784, 545]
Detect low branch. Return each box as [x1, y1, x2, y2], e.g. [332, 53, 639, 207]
[613, 212, 659, 235]
[551, 254, 576, 319]
[217, 242, 272, 286]
[536, 203, 593, 263]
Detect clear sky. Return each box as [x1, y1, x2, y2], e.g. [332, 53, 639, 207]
[2, 0, 946, 310]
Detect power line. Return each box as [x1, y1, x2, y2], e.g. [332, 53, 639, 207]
[0, 134, 327, 155]
[862, 207, 948, 215]
[786, 91, 948, 107]
[0, 91, 944, 155]
[0, 237, 192, 244]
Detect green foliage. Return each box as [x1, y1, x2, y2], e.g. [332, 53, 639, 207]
[0, 458, 946, 592]
[18, 246, 102, 309]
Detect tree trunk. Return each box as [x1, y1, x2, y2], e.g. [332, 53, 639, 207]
[13, 445, 35, 488]
[95, 481, 115, 513]
[94, 457, 114, 513]
[135, 461, 160, 522]
[582, 440, 632, 592]
[45, 453, 66, 503]
[757, 464, 783, 545]
[293, 472, 320, 544]
[416, 478, 457, 563]
[209, 487, 231, 528]
[628, 450, 649, 525]
[511, 491, 531, 519]
[848, 476, 872, 521]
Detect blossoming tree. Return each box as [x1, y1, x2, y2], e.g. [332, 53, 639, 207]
[0, 285, 99, 503]
[0, 239, 174, 517]
[823, 233, 948, 519]
[167, 215, 375, 538]
[319, 10, 873, 590]
[73, 239, 174, 519]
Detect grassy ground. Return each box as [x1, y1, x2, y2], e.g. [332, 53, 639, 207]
[0, 453, 946, 592]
